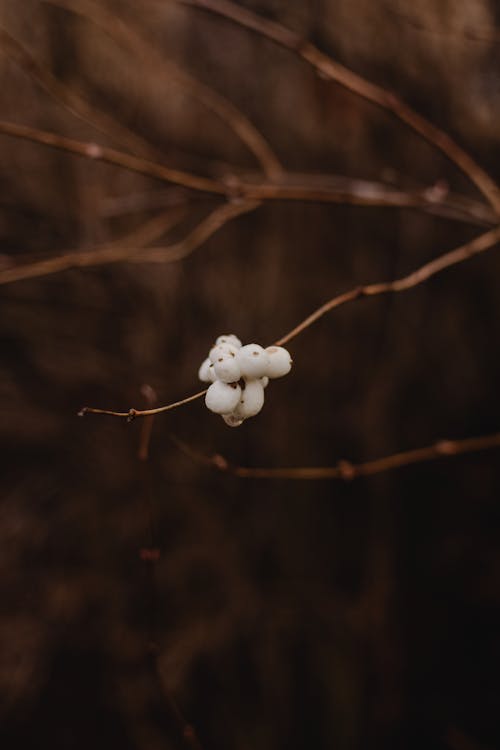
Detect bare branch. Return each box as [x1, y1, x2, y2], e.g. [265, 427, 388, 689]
[0, 120, 226, 194]
[45, 0, 283, 179]
[172, 432, 500, 480]
[79, 225, 500, 421]
[1, 120, 495, 226]
[0, 25, 163, 161]
[0, 206, 188, 285]
[0, 199, 257, 285]
[275, 225, 500, 346]
[79, 389, 208, 421]
[134, 199, 260, 263]
[178, 0, 500, 214]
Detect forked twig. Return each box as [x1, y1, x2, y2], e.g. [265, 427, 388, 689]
[0, 199, 258, 285]
[45, 0, 283, 179]
[0, 120, 494, 225]
[0, 25, 163, 160]
[0, 206, 188, 285]
[178, 0, 500, 214]
[171, 432, 500, 480]
[0, 120, 225, 194]
[133, 199, 259, 263]
[79, 225, 500, 419]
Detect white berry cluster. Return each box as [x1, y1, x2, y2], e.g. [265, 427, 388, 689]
[198, 334, 292, 427]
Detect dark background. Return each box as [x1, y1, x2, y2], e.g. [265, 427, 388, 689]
[1, 1, 500, 748]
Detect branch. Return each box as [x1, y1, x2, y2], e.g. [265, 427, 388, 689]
[0, 199, 258, 285]
[0, 206, 188, 285]
[178, 0, 500, 214]
[172, 432, 500, 480]
[133, 199, 259, 263]
[0, 119, 494, 227]
[275, 224, 500, 345]
[0, 120, 225, 194]
[45, 0, 283, 179]
[79, 389, 208, 421]
[79, 225, 500, 420]
[0, 25, 163, 161]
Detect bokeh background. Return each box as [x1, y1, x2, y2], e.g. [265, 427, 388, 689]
[1, 1, 500, 748]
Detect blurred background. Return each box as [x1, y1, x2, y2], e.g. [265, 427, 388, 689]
[1, 1, 500, 748]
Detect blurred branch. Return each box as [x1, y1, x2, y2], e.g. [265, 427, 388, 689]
[45, 0, 283, 179]
[275, 225, 500, 345]
[0, 206, 188, 285]
[172, 432, 500, 480]
[178, 0, 500, 214]
[0, 120, 226, 193]
[0, 199, 257, 284]
[79, 225, 500, 421]
[0, 120, 494, 226]
[0, 25, 163, 161]
[133, 199, 259, 263]
[383, 4, 500, 45]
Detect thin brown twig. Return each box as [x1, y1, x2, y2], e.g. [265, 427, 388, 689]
[0, 120, 495, 225]
[78, 389, 208, 421]
[79, 224, 500, 420]
[45, 0, 283, 179]
[172, 432, 500, 480]
[0, 206, 189, 285]
[0, 25, 163, 161]
[133, 199, 260, 263]
[0, 120, 226, 194]
[179, 0, 500, 214]
[275, 224, 500, 345]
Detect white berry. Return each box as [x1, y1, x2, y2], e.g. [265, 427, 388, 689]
[198, 358, 213, 382]
[213, 354, 241, 383]
[265, 346, 292, 378]
[205, 381, 241, 414]
[216, 334, 242, 348]
[209, 342, 239, 364]
[238, 344, 270, 378]
[260, 376, 269, 388]
[222, 413, 244, 428]
[235, 378, 265, 418]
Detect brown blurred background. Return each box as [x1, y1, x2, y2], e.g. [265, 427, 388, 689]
[1, 1, 500, 748]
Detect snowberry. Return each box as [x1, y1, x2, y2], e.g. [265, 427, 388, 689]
[216, 334, 242, 349]
[235, 378, 265, 418]
[213, 354, 241, 383]
[238, 344, 270, 378]
[222, 413, 244, 428]
[265, 346, 292, 378]
[209, 342, 239, 364]
[260, 376, 269, 388]
[198, 358, 213, 383]
[205, 380, 241, 414]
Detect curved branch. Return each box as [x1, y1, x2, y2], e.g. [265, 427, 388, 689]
[44, 0, 283, 179]
[0, 25, 163, 160]
[0, 119, 495, 226]
[179, 0, 500, 214]
[275, 225, 500, 345]
[172, 432, 500, 480]
[79, 389, 208, 421]
[0, 199, 258, 285]
[0, 120, 226, 194]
